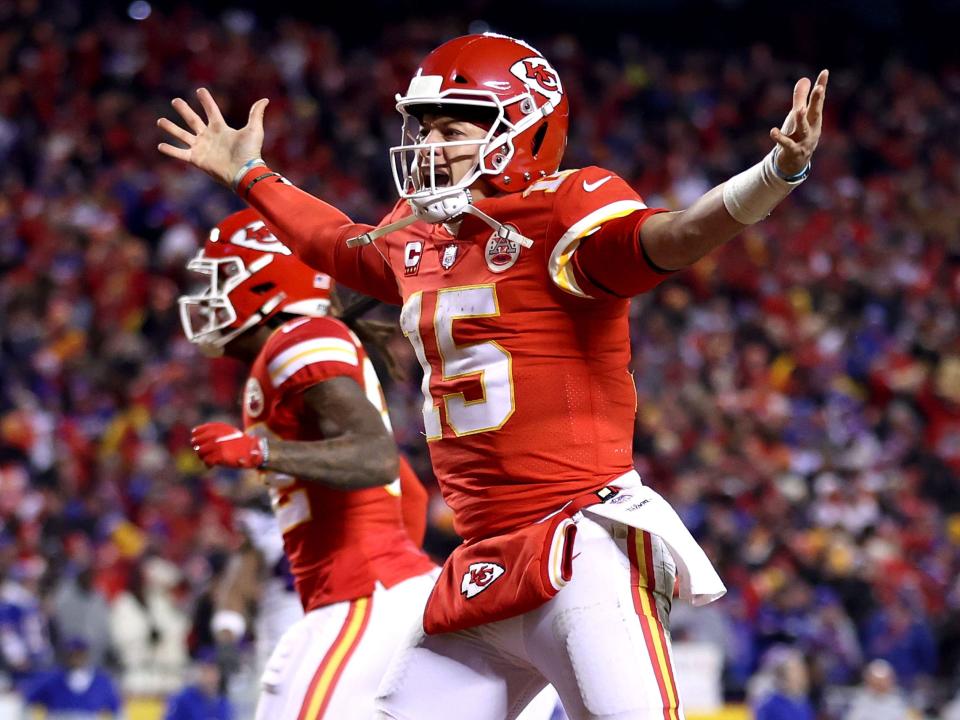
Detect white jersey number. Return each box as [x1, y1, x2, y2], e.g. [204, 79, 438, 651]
[400, 285, 514, 438]
[269, 485, 311, 534]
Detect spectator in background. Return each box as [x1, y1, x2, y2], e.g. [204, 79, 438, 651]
[0, 557, 52, 689]
[862, 594, 937, 690]
[805, 588, 862, 688]
[672, 589, 757, 698]
[753, 649, 815, 720]
[50, 564, 111, 667]
[110, 556, 189, 697]
[163, 648, 231, 720]
[21, 637, 120, 720]
[844, 659, 914, 720]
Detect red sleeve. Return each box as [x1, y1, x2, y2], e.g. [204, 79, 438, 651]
[398, 454, 428, 548]
[262, 317, 363, 404]
[239, 166, 402, 305]
[544, 167, 671, 299]
[569, 210, 673, 297]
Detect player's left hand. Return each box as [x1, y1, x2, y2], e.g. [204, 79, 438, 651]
[771, 69, 829, 176]
[192, 422, 266, 469]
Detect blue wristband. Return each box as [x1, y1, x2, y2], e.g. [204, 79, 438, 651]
[772, 151, 811, 183]
[231, 157, 266, 192]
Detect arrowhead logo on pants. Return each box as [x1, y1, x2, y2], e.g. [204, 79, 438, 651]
[461, 562, 505, 599]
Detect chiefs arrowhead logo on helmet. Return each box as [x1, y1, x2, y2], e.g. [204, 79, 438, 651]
[511, 57, 563, 107]
[226, 219, 292, 256]
[179, 208, 333, 351]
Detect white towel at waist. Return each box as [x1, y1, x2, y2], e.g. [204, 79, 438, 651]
[584, 470, 726, 606]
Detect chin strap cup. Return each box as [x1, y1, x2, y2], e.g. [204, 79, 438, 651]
[345, 189, 535, 250]
[409, 189, 474, 225]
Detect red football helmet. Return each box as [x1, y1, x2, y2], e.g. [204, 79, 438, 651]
[392, 33, 569, 200]
[179, 208, 333, 352]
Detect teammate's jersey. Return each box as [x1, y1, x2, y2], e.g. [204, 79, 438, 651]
[243, 316, 435, 611]
[235, 508, 303, 660]
[246, 166, 669, 542]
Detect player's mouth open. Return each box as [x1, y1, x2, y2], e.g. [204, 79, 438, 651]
[424, 168, 450, 187]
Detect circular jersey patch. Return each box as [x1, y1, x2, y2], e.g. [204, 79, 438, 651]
[485, 228, 521, 273]
[244, 377, 265, 418]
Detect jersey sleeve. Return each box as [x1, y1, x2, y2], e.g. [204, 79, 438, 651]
[240, 166, 402, 305]
[544, 167, 671, 299]
[263, 317, 363, 403]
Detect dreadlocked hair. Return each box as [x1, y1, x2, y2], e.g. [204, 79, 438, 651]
[330, 292, 406, 382]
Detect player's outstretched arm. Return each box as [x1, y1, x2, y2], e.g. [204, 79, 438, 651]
[158, 89, 400, 304]
[640, 69, 828, 271]
[157, 88, 267, 188]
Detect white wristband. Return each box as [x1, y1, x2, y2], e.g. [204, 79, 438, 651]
[231, 158, 266, 192]
[722, 150, 808, 225]
[211, 609, 247, 640]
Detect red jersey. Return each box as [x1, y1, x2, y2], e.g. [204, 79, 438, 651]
[398, 454, 429, 547]
[244, 315, 434, 611]
[245, 166, 669, 541]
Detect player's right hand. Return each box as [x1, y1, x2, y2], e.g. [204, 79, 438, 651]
[157, 88, 268, 188]
[192, 422, 267, 469]
[770, 70, 828, 177]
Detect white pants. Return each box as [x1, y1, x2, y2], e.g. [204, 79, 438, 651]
[375, 514, 681, 720]
[255, 570, 437, 720]
[517, 684, 568, 720]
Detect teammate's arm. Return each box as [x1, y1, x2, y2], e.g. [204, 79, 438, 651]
[640, 71, 828, 271]
[157, 89, 400, 304]
[263, 376, 399, 488]
[192, 377, 398, 489]
[211, 541, 261, 646]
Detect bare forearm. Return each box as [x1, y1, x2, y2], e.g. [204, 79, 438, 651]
[263, 434, 399, 489]
[640, 70, 828, 273]
[211, 547, 259, 644]
[640, 184, 745, 271]
[214, 550, 260, 615]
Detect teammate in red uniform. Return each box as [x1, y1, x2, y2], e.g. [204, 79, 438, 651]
[181, 208, 437, 720]
[159, 33, 828, 720]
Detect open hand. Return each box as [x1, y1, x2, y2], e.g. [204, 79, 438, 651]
[157, 88, 269, 187]
[771, 69, 828, 177]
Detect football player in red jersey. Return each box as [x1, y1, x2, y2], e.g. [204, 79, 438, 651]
[180, 208, 437, 720]
[159, 33, 828, 720]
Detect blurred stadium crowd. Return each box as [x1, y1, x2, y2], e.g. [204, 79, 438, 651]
[1, 0, 959, 717]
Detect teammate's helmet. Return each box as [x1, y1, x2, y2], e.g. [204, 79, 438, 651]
[179, 208, 332, 352]
[391, 33, 569, 199]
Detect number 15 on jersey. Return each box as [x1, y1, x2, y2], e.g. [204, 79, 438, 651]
[400, 285, 515, 439]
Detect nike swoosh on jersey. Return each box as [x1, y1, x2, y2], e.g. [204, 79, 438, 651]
[582, 176, 613, 192]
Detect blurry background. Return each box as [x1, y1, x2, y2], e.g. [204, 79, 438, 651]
[1, 0, 959, 718]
